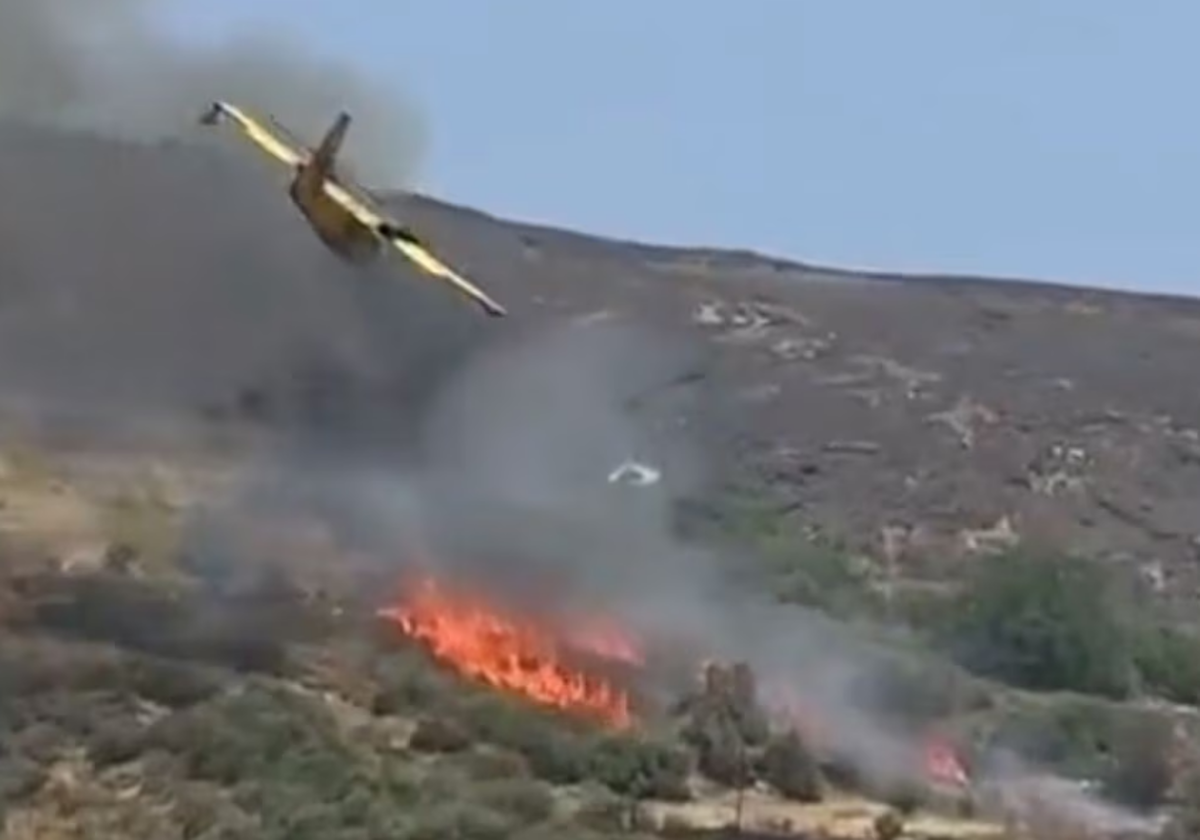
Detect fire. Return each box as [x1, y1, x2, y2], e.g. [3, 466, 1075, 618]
[380, 575, 634, 728]
[924, 734, 970, 788]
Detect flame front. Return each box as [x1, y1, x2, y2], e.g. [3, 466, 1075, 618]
[381, 575, 633, 729]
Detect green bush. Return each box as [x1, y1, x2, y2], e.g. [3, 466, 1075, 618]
[455, 695, 588, 785]
[124, 655, 228, 707]
[1130, 623, 1200, 705]
[984, 697, 1126, 777]
[134, 680, 434, 837]
[471, 777, 556, 823]
[764, 541, 877, 617]
[940, 550, 1133, 698]
[588, 735, 691, 802]
[698, 489, 878, 618]
[401, 801, 516, 840]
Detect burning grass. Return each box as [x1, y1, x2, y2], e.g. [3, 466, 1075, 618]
[378, 572, 640, 729]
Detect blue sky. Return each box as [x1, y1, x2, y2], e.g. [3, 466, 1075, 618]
[161, 1, 1200, 296]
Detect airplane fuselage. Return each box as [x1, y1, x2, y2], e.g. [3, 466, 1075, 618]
[288, 169, 382, 264]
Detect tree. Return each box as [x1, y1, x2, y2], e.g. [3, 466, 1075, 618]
[943, 550, 1133, 698]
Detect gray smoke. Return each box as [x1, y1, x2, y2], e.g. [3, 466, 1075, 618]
[0, 0, 426, 186]
[204, 315, 949, 792]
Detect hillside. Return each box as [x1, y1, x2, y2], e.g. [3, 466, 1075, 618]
[2, 124, 1200, 839]
[6, 123, 1200, 592]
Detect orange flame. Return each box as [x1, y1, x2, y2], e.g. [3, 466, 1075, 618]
[380, 575, 633, 728]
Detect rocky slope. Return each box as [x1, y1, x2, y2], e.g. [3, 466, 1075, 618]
[2, 122, 1200, 605]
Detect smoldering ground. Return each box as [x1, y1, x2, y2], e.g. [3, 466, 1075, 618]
[0, 0, 426, 186]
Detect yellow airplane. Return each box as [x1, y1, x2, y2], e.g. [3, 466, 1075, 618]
[198, 100, 506, 317]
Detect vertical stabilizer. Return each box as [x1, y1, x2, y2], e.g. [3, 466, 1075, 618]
[309, 112, 351, 176]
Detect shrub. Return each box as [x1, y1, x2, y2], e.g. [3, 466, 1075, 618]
[984, 697, 1127, 778]
[409, 716, 471, 754]
[86, 715, 146, 766]
[1130, 623, 1200, 705]
[402, 802, 515, 840]
[455, 695, 588, 785]
[940, 550, 1133, 698]
[471, 777, 556, 824]
[124, 655, 228, 707]
[461, 747, 531, 781]
[588, 735, 691, 802]
[370, 650, 455, 714]
[573, 787, 631, 832]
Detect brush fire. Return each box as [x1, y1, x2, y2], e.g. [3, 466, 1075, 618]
[377, 573, 639, 728]
[377, 570, 971, 796]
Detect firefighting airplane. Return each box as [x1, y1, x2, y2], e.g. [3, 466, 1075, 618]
[198, 100, 506, 317]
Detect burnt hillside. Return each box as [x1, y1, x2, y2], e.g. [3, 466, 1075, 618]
[3, 123, 1200, 600]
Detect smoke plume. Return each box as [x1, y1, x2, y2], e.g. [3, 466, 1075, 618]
[0, 0, 426, 186]
[207, 314, 946, 792]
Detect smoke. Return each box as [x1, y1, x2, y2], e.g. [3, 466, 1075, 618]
[978, 752, 1166, 837]
[0, 0, 426, 186]
[191, 313, 943, 793]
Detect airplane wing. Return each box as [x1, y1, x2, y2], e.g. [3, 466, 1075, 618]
[322, 179, 508, 317]
[199, 101, 308, 168]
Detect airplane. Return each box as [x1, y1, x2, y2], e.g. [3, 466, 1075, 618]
[198, 100, 506, 317]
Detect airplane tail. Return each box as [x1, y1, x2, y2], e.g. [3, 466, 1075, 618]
[309, 112, 351, 176]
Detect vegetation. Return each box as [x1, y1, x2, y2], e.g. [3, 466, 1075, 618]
[0, 637, 674, 839]
[6, 479, 1200, 837]
[705, 491, 1200, 817]
[934, 550, 1134, 698]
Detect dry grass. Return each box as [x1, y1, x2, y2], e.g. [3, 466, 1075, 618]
[644, 788, 1007, 839]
